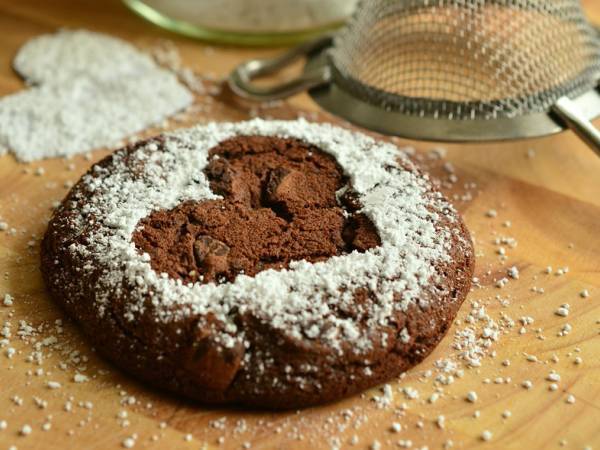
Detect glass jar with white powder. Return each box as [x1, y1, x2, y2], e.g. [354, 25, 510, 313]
[123, 0, 357, 46]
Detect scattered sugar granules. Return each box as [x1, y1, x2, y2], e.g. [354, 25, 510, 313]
[522, 380, 533, 390]
[122, 436, 136, 448]
[507, 266, 519, 279]
[466, 391, 478, 403]
[555, 305, 570, 317]
[436, 415, 446, 429]
[73, 373, 89, 383]
[3, 293, 13, 306]
[546, 372, 560, 382]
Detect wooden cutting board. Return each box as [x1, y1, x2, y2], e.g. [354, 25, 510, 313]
[1, 1, 599, 449]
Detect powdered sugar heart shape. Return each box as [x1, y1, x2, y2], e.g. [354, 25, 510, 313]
[132, 134, 381, 285]
[13, 30, 158, 84]
[0, 29, 192, 162]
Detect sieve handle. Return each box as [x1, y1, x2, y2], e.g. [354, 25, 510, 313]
[553, 96, 600, 158]
[228, 35, 332, 101]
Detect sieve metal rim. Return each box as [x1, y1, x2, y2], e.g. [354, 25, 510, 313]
[305, 48, 600, 142]
[229, 37, 600, 143]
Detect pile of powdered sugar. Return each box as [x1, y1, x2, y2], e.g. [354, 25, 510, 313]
[0, 29, 192, 162]
[61, 119, 457, 353]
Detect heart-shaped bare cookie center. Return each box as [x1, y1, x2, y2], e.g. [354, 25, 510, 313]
[132, 136, 380, 285]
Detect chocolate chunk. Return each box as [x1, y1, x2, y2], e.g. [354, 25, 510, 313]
[205, 158, 233, 194]
[205, 158, 252, 205]
[339, 188, 363, 211]
[344, 214, 381, 251]
[264, 167, 304, 206]
[194, 235, 230, 279]
[184, 331, 244, 391]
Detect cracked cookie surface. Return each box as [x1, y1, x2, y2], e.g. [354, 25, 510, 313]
[132, 136, 379, 285]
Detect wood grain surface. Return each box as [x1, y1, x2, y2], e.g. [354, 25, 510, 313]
[0, 1, 599, 449]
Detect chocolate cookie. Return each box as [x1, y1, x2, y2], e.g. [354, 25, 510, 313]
[41, 119, 474, 409]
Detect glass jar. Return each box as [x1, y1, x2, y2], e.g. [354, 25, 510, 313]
[123, 0, 357, 46]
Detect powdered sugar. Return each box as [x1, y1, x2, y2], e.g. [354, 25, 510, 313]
[14, 30, 158, 84]
[52, 119, 458, 353]
[0, 30, 192, 162]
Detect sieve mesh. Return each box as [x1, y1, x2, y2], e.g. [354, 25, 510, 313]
[330, 0, 600, 119]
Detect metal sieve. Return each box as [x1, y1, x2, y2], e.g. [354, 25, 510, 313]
[229, 0, 600, 155]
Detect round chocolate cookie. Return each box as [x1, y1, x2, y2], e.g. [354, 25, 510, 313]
[42, 119, 474, 409]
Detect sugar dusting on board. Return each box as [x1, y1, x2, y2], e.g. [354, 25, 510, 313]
[0, 127, 593, 447]
[0, 30, 193, 162]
